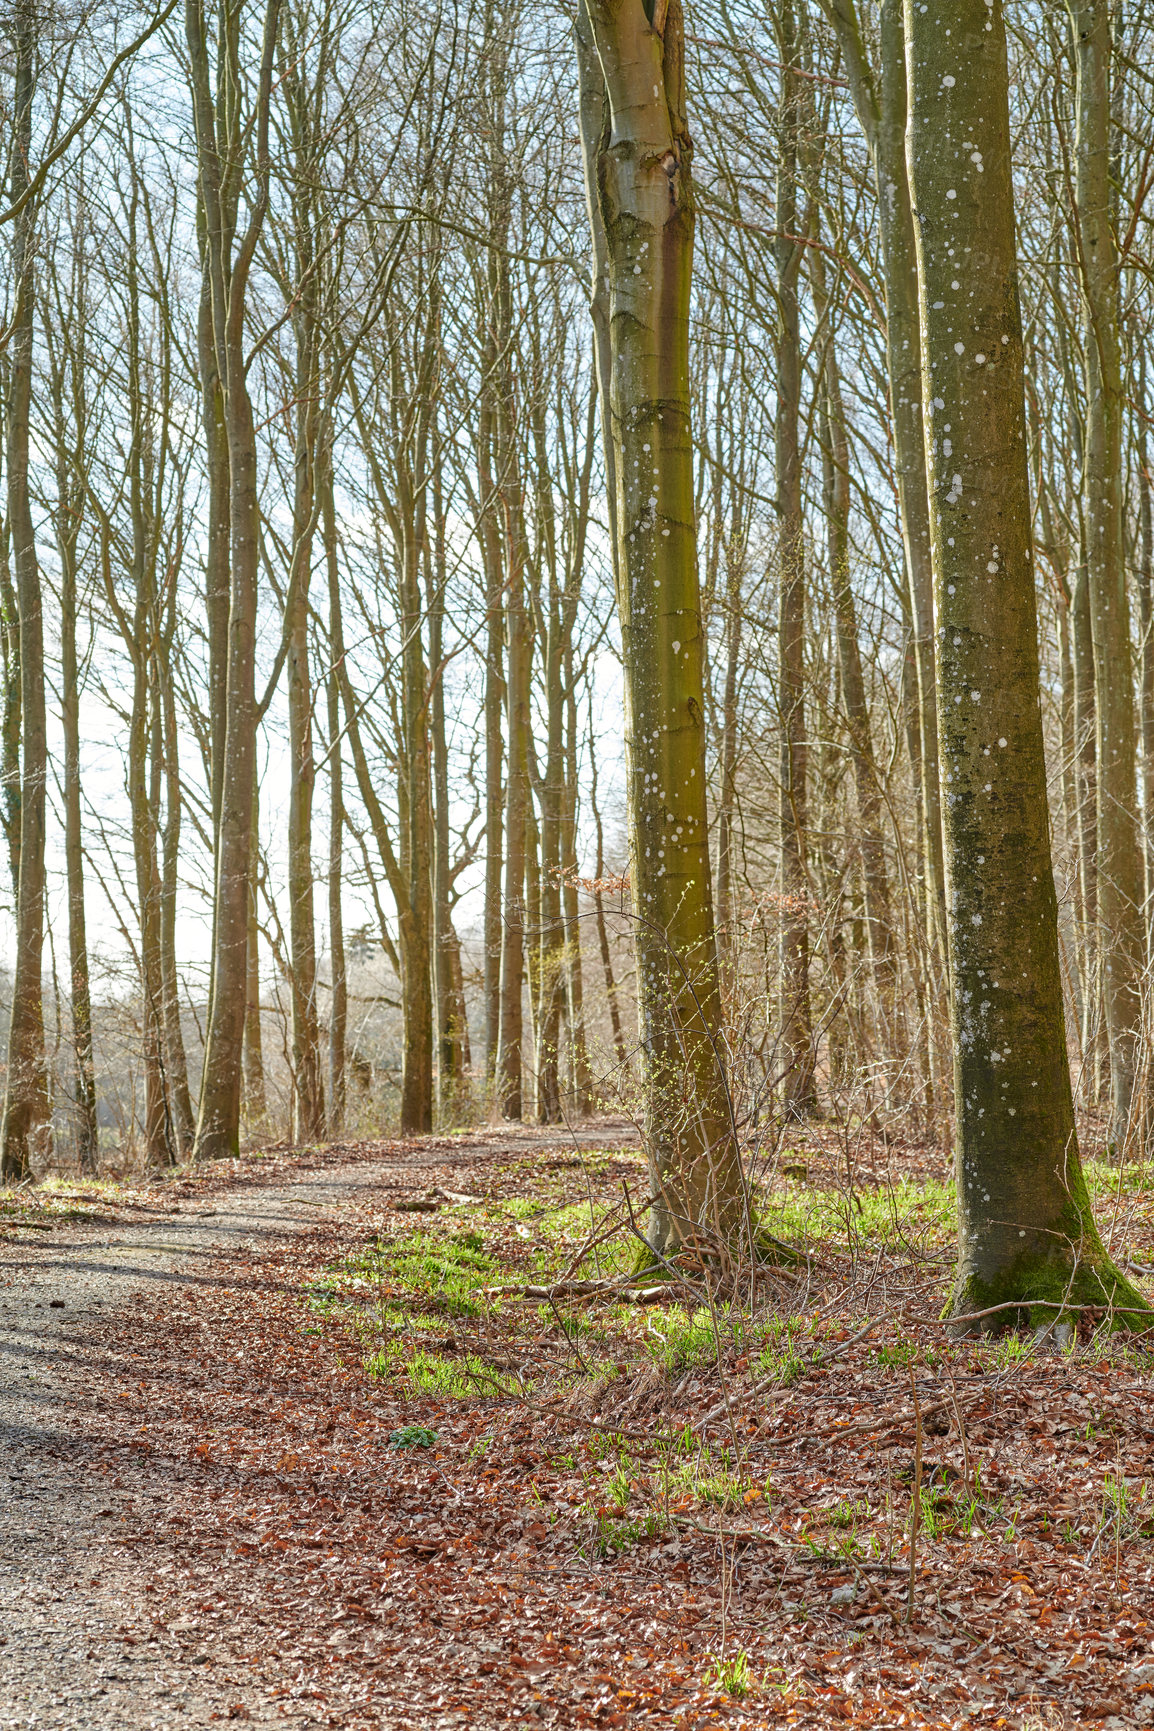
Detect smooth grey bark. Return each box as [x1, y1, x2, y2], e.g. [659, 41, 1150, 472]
[904, 0, 1144, 1321]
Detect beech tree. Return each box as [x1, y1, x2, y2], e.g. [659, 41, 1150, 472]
[576, 0, 748, 1258]
[1067, 0, 1145, 1154]
[904, 0, 1146, 1322]
[186, 0, 281, 1159]
[1, 0, 50, 1179]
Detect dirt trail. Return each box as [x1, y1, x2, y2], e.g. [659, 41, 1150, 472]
[0, 1126, 629, 1729]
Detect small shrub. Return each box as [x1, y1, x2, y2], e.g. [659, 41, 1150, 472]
[389, 1425, 437, 1449]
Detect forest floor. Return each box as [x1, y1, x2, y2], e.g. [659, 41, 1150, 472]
[3, 1119, 1154, 1729]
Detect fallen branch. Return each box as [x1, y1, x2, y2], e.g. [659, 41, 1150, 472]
[768, 1392, 979, 1449]
[945, 1296, 1154, 1328]
[670, 1513, 913, 1577]
[483, 1275, 680, 1302]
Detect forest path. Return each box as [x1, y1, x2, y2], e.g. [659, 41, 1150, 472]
[0, 1123, 632, 1730]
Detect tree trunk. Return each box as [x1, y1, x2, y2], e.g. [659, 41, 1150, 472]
[242, 786, 267, 1128]
[577, 0, 748, 1261]
[813, 292, 896, 1005]
[1071, 531, 1102, 1092]
[283, 162, 324, 1143]
[496, 473, 531, 1122]
[429, 440, 466, 1114]
[124, 211, 175, 1169]
[322, 447, 347, 1134]
[189, 0, 280, 1159]
[160, 655, 196, 1156]
[826, 0, 946, 958]
[1138, 350, 1154, 900]
[590, 753, 628, 1071]
[774, 4, 817, 1115]
[479, 408, 505, 1092]
[905, 0, 1145, 1321]
[0, 469, 20, 906]
[398, 488, 434, 1138]
[127, 542, 172, 1170]
[479, 16, 509, 1093]
[1070, 0, 1145, 1151]
[2, 2, 51, 1179]
[562, 662, 594, 1113]
[714, 549, 741, 1002]
[533, 471, 565, 1127]
[51, 331, 98, 1174]
[286, 557, 323, 1142]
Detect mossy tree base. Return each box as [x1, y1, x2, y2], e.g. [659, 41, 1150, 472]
[948, 1243, 1153, 1335]
[631, 1214, 802, 1279]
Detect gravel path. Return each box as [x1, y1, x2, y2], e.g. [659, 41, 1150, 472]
[0, 1126, 632, 1729]
[0, 1169, 370, 1730]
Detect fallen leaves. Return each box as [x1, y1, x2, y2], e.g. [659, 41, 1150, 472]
[53, 1127, 1154, 1730]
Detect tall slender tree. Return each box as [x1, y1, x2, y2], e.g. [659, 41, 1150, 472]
[576, 0, 748, 1259]
[774, 3, 816, 1113]
[1068, 0, 1145, 1152]
[187, 0, 282, 1159]
[2, 0, 52, 1178]
[826, 0, 945, 962]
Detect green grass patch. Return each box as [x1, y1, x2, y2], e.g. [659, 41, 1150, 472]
[644, 1306, 717, 1375]
[758, 1176, 956, 1250]
[365, 1345, 527, 1400]
[584, 1507, 666, 1558]
[311, 1230, 498, 1321]
[705, 1650, 753, 1699]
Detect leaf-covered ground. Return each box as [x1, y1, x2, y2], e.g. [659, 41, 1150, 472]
[61, 1124, 1154, 1727]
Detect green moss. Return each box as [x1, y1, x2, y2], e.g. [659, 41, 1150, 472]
[947, 1245, 1154, 1335]
[751, 1222, 807, 1266]
[630, 1239, 668, 1279]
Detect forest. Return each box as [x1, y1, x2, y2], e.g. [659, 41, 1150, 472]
[3, 0, 1154, 1722]
[0, 0, 1151, 1316]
